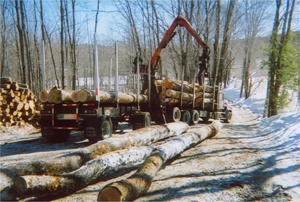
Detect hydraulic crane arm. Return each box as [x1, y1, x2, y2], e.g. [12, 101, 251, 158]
[150, 15, 210, 78]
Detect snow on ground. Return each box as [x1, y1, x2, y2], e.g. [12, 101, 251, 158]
[223, 76, 299, 116]
[223, 77, 300, 200]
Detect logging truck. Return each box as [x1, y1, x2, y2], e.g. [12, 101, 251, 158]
[39, 15, 232, 142]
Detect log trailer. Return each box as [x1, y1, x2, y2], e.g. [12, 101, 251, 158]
[39, 15, 232, 142]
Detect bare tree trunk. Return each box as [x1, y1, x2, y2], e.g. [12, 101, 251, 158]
[14, 0, 26, 84]
[68, 0, 76, 90]
[32, 0, 40, 93]
[0, 0, 6, 77]
[217, 0, 236, 87]
[60, 0, 65, 89]
[241, 0, 268, 99]
[212, 0, 221, 86]
[45, 29, 60, 88]
[21, 2, 32, 88]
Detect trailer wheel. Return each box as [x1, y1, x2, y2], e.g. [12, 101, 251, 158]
[144, 112, 151, 127]
[102, 117, 113, 139]
[201, 112, 210, 123]
[42, 128, 70, 142]
[224, 109, 232, 123]
[131, 112, 151, 130]
[166, 107, 181, 123]
[86, 116, 112, 143]
[190, 110, 199, 125]
[180, 110, 191, 125]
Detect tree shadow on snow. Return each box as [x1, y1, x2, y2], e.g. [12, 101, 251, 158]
[0, 131, 89, 157]
[142, 121, 299, 201]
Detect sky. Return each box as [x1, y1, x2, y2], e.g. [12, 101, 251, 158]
[17, 0, 300, 44]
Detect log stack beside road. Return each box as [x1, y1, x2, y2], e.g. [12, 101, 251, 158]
[0, 77, 37, 126]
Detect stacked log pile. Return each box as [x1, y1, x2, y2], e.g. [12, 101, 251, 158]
[156, 77, 215, 108]
[39, 87, 148, 104]
[0, 77, 37, 126]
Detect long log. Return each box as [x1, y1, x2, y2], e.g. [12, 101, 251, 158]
[161, 78, 214, 94]
[70, 89, 148, 104]
[165, 89, 194, 101]
[97, 121, 222, 201]
[1, 122, 188, 200]
[195, 97, 213, 104]
[128, 93, 149, 103]
[12, 146, 154, 199]
[164, 77, 196, 93]
[166, 98, 192, 106]
[71, 90, 114, 103]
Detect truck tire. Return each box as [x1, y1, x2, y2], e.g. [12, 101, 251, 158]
[42, 128, 70, 142]
[224, 109, 232, 123]
[166, 107, 181, 123]
[180, 110, 191, 125]
[85, 116, 112, 143]
[201, 112, 210, 123]
[190, 110, 199, 125]
[131, 112, 151, 130]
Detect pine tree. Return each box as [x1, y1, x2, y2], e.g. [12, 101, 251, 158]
[264, 0, 297, 117]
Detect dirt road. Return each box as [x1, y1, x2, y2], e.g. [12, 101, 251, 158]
[1, 105, 299, 201]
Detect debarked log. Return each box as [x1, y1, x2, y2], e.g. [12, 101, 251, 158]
[12, 146, 154, 199]
[97, 121, 222, 201]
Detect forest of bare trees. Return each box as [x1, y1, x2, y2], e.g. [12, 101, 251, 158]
[0, 0, 299, 117]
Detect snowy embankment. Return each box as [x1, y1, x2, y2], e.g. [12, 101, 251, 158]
[223, 77, 300, 200]
[223, 77, 299, 116]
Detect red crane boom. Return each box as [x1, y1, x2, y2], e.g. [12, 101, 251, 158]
[150, 15, 210, 83]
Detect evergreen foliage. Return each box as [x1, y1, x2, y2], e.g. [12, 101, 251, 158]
[264, 32, 299, 115]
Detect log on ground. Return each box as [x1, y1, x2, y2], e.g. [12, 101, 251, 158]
[2, 122, 188, 177]
[97, 121, 222, 201]
[1, 122, 188, 200]
[12, 146, 154, 199]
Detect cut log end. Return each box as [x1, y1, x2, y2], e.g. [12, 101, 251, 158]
[12, 177, 27, 196]
[97, 186, 122, 201]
